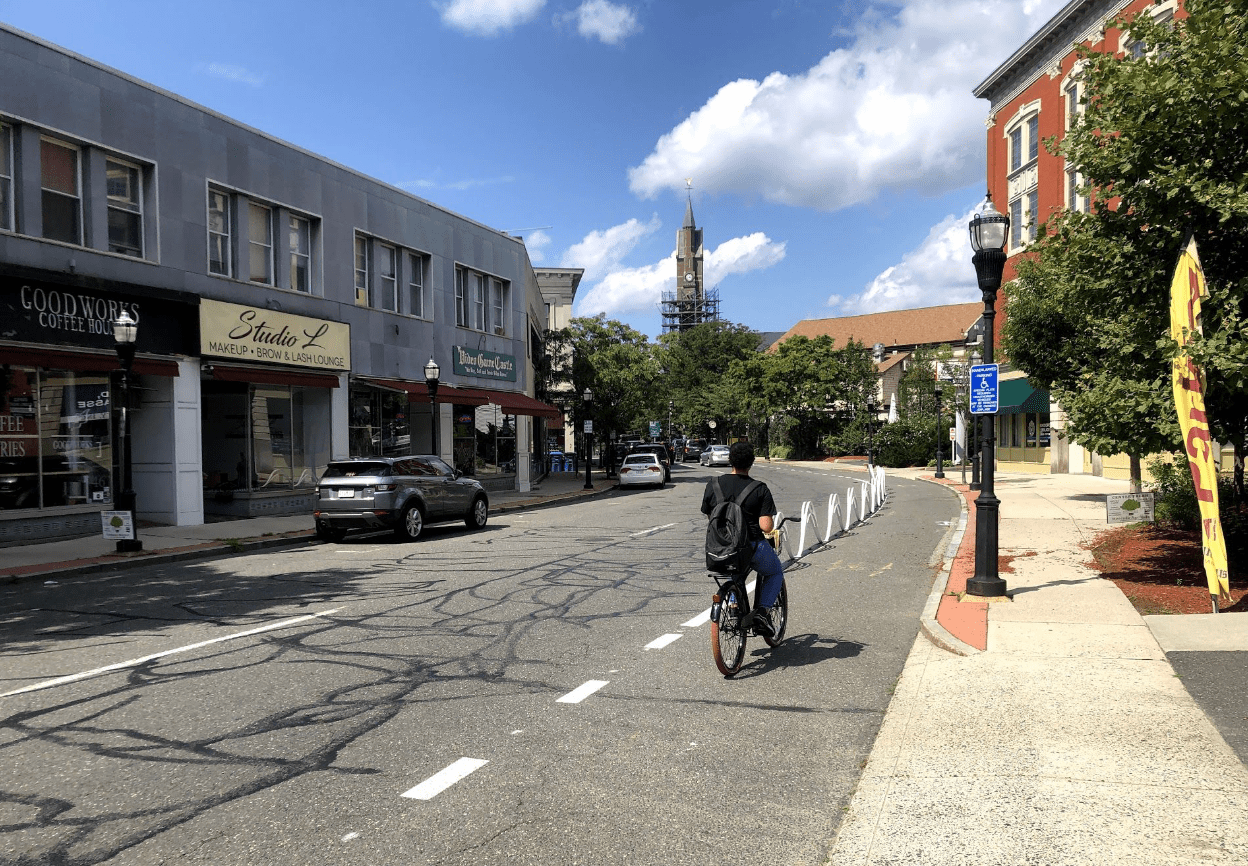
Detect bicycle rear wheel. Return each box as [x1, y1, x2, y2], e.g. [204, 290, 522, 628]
[763, 580, 788, 647]
[711, 583, 748, 677]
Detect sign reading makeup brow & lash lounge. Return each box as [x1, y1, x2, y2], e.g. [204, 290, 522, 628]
[200, 299, 350, 370]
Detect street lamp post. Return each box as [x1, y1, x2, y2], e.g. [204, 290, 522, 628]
[967, 199, 1010, 598]
[424, 357, 440, 458]
[934, 382, 945, 479]
[583, 388, 594, 490]
[865, 401, 876, 467]
[113, 310, 142, 553]
[708, 419, 717, 443]
[668, 400, 673, 440]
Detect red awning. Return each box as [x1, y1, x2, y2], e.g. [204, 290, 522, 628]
[456, 387, 564, 420]
[0, 345, 180, 377]
[209, 363, 340, 389]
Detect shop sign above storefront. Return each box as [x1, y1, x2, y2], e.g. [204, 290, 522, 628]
[201, 299, 350, 371]
[452, 346, 517, 382]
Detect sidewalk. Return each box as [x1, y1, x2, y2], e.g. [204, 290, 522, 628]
[826, 467, 1248, 864]
[0, 470, 617, 585]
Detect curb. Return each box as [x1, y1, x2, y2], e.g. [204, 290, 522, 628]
[911, 475, 983, 657]
[2, 481, 619, 587]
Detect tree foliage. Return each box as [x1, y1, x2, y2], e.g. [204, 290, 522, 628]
[1001, 0, 1248, 492]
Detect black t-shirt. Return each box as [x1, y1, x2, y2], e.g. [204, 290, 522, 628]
[701, 473, 776, 542]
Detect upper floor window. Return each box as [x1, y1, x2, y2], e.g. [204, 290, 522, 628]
[0, 125, 11, 232]
[208, 188, 232, 276]
[455, 265, 509, 334]
[41, 138, 81, 245]
[471, 272, 486, 332]
[1004, 103, 1041, 174]
[289, 216, 310, 293]
[378, 243, 397, 312]
[248, 202, 274, 284]
[356, 233, 427, 316]
[455, 267, 469, 327]
[491, 278, 507, 336]
[354, 233, 371, 306]
[409, 253, 426, 319]
[106, 158, 143, 257]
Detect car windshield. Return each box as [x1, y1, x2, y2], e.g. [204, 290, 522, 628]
[623, 455, 657, 465]
[322, 462, 393, 478]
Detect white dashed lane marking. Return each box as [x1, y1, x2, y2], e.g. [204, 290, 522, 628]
[630, 523, 676, 537]
[556, 679, 609, 703]
[401, 758, 489, 800]
[644, 634, 682, 650]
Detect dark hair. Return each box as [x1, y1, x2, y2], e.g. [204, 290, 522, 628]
[729, 441, 755, 470]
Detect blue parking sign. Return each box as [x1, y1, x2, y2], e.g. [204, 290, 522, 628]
[969, 364, 999, 414]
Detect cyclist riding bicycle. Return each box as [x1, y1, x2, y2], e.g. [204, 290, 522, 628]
[700, 441, 784, 637]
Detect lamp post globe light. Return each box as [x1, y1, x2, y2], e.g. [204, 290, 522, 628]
[112, 310, 142, 553]
[967, 198, 1010, 598]
[934, 382, 945, 479]
[424, 357, 440, 458]
[582, 388, 594, 490]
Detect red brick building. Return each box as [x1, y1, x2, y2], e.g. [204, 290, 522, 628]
[972, 0, 1181, 475]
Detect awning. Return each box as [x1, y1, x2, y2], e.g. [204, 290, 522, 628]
[356, 378, 562, 419]
[208, 363, 340, 389]
[0, 345, 180, 377]
[998, 379, 1050, 415]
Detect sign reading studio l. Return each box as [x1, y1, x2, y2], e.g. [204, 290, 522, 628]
[200, 299, 350, 371]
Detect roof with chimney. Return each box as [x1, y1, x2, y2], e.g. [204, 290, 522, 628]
[769, 303, 985, 353]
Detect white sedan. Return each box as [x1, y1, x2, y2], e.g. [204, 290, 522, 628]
[618, 453, 666, 488]
[700, 444, 731, 467]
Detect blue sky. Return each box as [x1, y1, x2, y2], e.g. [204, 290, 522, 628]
[0, 0, 1066, 338]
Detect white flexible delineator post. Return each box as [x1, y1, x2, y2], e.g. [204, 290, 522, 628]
[844, 486, 856, 531]
[823, 493, 841, 543]
[859, 481, 869, 521]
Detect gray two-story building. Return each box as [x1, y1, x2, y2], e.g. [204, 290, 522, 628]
[0, 24, 561, 543]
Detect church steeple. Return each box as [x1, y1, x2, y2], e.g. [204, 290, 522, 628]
[661, 180, 719, 333]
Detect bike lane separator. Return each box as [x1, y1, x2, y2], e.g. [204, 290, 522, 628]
[400, 758, 489, 800]
[0, 609, 342, 698]
[556, 680, 609, 703]
[682, 579, 756, 628]
[644, 634, 682, 650]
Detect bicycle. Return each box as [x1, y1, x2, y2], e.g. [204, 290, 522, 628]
[709, 515, 797, 677]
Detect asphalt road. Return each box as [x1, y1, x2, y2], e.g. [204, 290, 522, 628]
[0, 463, 959, 866]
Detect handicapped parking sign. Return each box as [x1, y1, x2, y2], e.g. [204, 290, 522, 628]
[969, 364, 999, 414]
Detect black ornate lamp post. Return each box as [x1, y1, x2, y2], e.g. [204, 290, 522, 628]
[934, 382, 945, 479]
[424, 357, 440, 458]
[113, 310, 142, 553]
[582, 388, 594, 489]
[865, 400, 876, 467]
[967, 199, 1010, 598]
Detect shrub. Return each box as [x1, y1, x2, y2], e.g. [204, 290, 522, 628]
[769, 444, 793, 460]
[1146, 457, 1201, 529]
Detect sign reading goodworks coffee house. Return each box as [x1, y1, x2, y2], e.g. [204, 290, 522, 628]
[200, 299, 350, 371]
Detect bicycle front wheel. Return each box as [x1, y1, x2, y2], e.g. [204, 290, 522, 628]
[763, 580, 788, 648]
[711, 584, 748, 677]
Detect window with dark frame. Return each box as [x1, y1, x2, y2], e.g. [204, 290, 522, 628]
[455, 266, 468, 326]
[409, 253, 425, 318]
[106, 158, 142, 257]
[248, 202, 274, 284]
[491, 278, 507, 336]
[0, 125, 11, 232]
[208, 188, 232, 276]
[354, 233, 370, 306]
[40, 138, 81, 245]
[378, 243, 397, 312]
[289, 215, 310, 293]
[472, 272, 486, 331]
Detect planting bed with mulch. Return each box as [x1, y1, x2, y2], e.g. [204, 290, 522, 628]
[1088, 524, 1248, 615]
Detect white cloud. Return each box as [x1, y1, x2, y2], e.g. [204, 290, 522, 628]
[203, 62, 264, 87]
[574, 231, 786, 317]
[560, 215, 661, 282]
[628, 0, 1067, 210]
[565, 1, 640, 45]
[829, 205, 981, 315]
[522, 229, 552, 262]
[438, 0, 545, 36]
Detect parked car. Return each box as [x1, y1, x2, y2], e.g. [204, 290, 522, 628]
[313, 455, 489, 542]
[618, 453, 666, 488]
[700, 444, 731, 467]
[682, 438, 707, 462]
[628, 444, 671, 482]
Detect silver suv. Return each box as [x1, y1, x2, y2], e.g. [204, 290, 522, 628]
[313, 455, 489, 542]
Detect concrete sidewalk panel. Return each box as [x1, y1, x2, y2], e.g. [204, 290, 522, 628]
[1146, 612, 1248, 652]
[989, 621, 1165, 659]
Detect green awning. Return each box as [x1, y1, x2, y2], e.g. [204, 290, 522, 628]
[998, 379, 1050, 415]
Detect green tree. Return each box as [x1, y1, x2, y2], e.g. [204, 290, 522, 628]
[656, 321, 762, 439]
[1002, 0, 1248, 493]
[761, 335, 876, 459]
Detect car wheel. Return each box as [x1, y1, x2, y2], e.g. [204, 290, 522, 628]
[315, 523, 346, 543]
[396, 502, 424, 541]
[465, 495, 488, 530]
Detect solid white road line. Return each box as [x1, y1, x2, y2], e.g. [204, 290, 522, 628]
[630, 523, 676, 537]
[683, 579, 755, 628]
[644, 634, 682, 650]
[556, 679, 609, 703]
[0, 609, 341, 698]
[400, 758, 489, 800]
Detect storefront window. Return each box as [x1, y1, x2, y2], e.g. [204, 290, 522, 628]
[474, 406, 516, 475]
[349, 384, 410, 458]
[1026, 414, 1039, 447]
[201, 380, 330, 495]
[452, 404, 476, 476]
[0, 366, 112, 510]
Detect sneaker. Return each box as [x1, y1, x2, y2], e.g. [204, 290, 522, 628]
[752, 609, 774, 637]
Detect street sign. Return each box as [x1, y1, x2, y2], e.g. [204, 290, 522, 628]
[649, 421, 661, 437]
[583, 420, 593, 434]
[969, 364, 999, 414]
[1106, 492, 1155, 524]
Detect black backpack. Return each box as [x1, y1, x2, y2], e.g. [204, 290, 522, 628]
[705, 476, 761, 573]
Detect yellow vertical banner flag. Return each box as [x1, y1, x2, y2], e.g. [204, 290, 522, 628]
[1169, 235, 1232, 606]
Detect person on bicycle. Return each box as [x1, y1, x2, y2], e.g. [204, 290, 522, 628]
[700, 441, 784, 636]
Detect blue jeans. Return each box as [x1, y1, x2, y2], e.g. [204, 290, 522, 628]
[751, 539, 785, 609]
